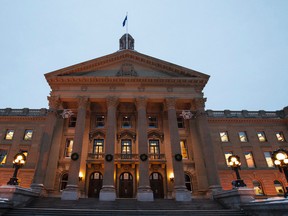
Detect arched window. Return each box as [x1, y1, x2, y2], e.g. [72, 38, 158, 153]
[274, 180, 284, 195]
[184, 174, 192, 191]
[253, 180, 264, 195]
[60, 173, 68, 191]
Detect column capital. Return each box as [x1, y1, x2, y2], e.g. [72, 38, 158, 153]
[47, 96, 61, 110]
[106, 96, 118, 108]
[77, 96, 89, 109]
[165, 97, 177, 110]
[192, 98, 207, 111]
[135, 97, 147, 110]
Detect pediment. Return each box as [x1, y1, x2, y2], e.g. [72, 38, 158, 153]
[45, 50, 209, 80]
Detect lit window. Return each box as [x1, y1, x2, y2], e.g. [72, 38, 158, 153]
[60, 173, 68, 191]
[0, 150, 8, 165]
[5, 129, 14, 140]
[148, 116, 158, 128]
[253, 180, 264, 196]
[264, 152, 274, 168]
[180, 140, 188, 159]
[23, 130, 33, 140]
[68, 116, 77, 127]
[220, 132, 229, 142]
[257, 131, 267, 142]
[276, 132, 285, 142]
[177, 117, 185, 128]
[244, 152, 255, 168]
[274, 180, 284, 195]
[122, 116, 131, 128]
[93, 139, 104, 157]
[149, 140, 160, 159]
[224, 152, 233, 166]
[64, 139, 73, 158]
[238, 131, 248, 142]
[121, 140, 132, 159]
[96, 116, 105, 128]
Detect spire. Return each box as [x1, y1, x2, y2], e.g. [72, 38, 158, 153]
[119, 34, 134, 50]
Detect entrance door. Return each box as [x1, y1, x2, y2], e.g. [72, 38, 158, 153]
[150, 172, 164, 199]
[88, 172, 103, 198]
[119, 172, 133, 198]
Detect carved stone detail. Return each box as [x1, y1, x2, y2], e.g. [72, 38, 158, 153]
[116, 63, 138, 77]
[193, 98, 207, 111]
[165, 97, 177, 110]
[135, 97, 147, 110]
[106, 96, 118, 108]
[47, 96, 61, 110]
[77, 96, 89, 109]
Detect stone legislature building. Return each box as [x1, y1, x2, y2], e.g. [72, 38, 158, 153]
[0, 34, 287, 201]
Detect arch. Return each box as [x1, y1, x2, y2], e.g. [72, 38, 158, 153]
[274, 180, 285, 195]
[89, 129, 105, 141]
[88, 172, 103, 198]
[252, 180, 264, 195]
[59, 173, 68, 191]
[150, 172, 164, 199]
[148, 130, 164, 142]
[117, 130, 136, 141]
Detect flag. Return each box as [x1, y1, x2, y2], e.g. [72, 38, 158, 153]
[122, 15, 127, 27]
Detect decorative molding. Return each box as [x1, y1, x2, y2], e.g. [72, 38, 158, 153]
[117, 130, 136, 141]
[192, 98, 207, 110]
[89, 129, 106, 141]
[165, 97, 176, 110]
[106, 96, 118, 108]
[47, 96, 61, 110]
[77, 96, 89, 109]
[116, 63, 138, 77]
[135, 97, 147, 110]
[148, 130, 164, 142]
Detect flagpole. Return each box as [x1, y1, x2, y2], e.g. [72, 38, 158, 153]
[126, 12, 128, 49]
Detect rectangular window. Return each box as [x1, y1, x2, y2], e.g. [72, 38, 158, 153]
[220, 132, 229, 142]
[5, 129, 14, 140]
[121, 140, 132, 159]
[224, 152, 233, 166]
[149, 140, 160, 159]
[180, 140, 188, 159]
[0, 150, 8, 165]
[23, 129, 33, 140]
[238, 131, 248, 142]
[64, 139, 73, 158]
[68, 116, 77, 127]
[177, 117, 185, 128]
[264, 152, 274, 168]
[122, 116, 131, 128]
[93, 139, 104, 155]
[96, 116, 105, 128]
[257, 131, 267, 142]
[148, 116, 158, 128]
[244, 152, 255, 168]
[276, 132, 285, 142]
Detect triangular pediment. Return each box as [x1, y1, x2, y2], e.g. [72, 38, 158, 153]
[45, 50, 209, 80]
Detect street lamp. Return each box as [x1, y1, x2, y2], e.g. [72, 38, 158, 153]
[271, 148, 288, 198]
[7, 152, 27, 185]
[228, 155, 247, 187]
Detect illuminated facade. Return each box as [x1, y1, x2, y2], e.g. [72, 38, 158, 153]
[0, 35, 287, 200]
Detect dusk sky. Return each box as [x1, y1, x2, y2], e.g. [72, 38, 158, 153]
[0, 0, 287, 111]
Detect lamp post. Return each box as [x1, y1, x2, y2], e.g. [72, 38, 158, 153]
[271, 148, 288, 198]
[7, 152, 27, 185]
[228, 155, 247, 187]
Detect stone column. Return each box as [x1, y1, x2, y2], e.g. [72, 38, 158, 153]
[99, 96, 118, 201]
[193, 98, 222, 193]
[61, 96, 89, 200]
[30, 96, 60, 194]
[165, 98, 191, 201]
[136, 97, 154, 201]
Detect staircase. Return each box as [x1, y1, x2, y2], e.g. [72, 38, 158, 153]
[3, 198, 247, 216]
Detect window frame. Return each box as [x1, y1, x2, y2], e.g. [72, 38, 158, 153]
[177, 117, 185, 129]
[121, 116, 132, 129]
[244, 151, 256, 168]
[148, 116, 158, 128]
[23, 129, 33, 141]
[4, 129, 14, 140]
[64, 138, 74, 158]
[238, 131, 248, 142]
[257, 131, 267, 142]
[275, 132, 286, 142]
[95, 115, 105, 128]
[180, 140, 189, 159]
[220, 131, 229, 142]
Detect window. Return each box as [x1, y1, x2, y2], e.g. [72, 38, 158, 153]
[96, 116, 105, 128]
[60, 173, 68, 191]
[274, 180, 284, 195]
[180, 140, 188, 159]
[185, 174, 192, 191]
[220, 132, 229, 142]
[121, 140, 132, 159]
[238, 131, 248, 142]
[122, 116, 131, 128]
[244, 152, 255, 168]
[93, 139, 104, 157]
[64, 139, 73, 158]
[224, 152, 233, 166]
[148, 116, 158, 128]
[276, 132, 285, 142]
[5, 129, 14, 140]
[264, 152, 274, 168]
[177, 117, 185, 128]
[23, 129, 33, 140]
[257, 131, 267, 142]
[68, 116, 77, 127]
[149, 140, 160, 159]
[253, 180, 264, 196]
[0, 150, 8, 165]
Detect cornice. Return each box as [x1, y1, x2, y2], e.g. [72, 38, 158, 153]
[208, 117, 286, 124]
[0, 116, 47, 121]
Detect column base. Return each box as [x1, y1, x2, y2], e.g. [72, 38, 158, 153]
[137, 186, 154, 201]
[30, 183, 46, 196]
[61, 185, 79, 200]
[99, 186, 116, 201]
[175, 186, 191, 201]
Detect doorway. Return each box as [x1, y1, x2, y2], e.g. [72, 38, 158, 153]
[150, 172, 164, 199]
[88, 172, 103, 198]
[119, 172, 133, 198]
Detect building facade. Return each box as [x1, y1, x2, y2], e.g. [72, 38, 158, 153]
[0, 35, 287, 200]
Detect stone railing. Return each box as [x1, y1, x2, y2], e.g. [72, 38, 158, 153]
[0, 108, 48, 117]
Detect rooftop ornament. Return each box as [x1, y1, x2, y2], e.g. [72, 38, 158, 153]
[180, 110, 194, 120]
[61, 109, 74, 119]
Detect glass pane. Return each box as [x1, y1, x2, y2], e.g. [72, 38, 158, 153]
[224, 152, 233, 166]
[274, 180, 284, 195]
[244, 152, 255, 168]
[180, 140, 188, 159]
[253, 180, 264, 195]
[238, 132, 248, 142]
[65, 139, 73, 157]
[96, 116, 105, 128]
[276, 132, 285, 142]
[220, 132, 229, 142]
[5, 130, 14, 140]
[0, 150, 8, 164]
[257, 131, 267, 142]
[24, 130, 33, 140]
[264, 152, 274, 168]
